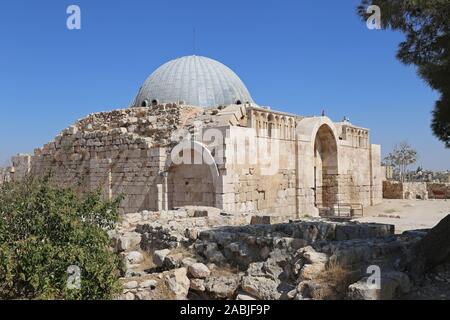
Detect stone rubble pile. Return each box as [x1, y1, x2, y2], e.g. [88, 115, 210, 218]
[194, 220, 394, 268]
[111, 206, 425, 300]
[73, 105, 198, 143]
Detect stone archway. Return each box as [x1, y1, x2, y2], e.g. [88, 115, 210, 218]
[313, 124, 338, 208]
[166, 140, 219, 209]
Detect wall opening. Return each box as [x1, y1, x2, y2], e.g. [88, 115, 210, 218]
[167, 162, 215, 209]
[313, 124, 338, 208]
[268, 114, 275, 138]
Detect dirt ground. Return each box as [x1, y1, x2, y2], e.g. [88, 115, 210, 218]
[354, 199, 450, 234]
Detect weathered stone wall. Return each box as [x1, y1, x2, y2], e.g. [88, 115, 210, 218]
[369, 144, 383, 205]
[337, 143, 381, 207]
[427, 183, 450, 199]
[383, 181, 450, 200]
[12, 154, 32, 179]
[321, 174, 339, 205]
[220, 168, 297, 216]
[0, 154, 32, 185]
[383, 181, 403, 199]
[26, 105, 199, 213]
[168, 163, 215, 208]
[402, 182, 428, 200]
[217, 126, 298, 216]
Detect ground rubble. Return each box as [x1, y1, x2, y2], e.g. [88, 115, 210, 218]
[110, 206, 431, 300]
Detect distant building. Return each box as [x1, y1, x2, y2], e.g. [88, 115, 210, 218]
[383, 165, 394, 180]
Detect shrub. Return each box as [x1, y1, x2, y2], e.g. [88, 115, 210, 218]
[0, 176, 123, 300]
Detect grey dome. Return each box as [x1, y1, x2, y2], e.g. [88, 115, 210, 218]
[134, 55, 254, 108]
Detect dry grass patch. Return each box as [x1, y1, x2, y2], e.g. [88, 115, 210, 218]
[167, 246, 196, 258]
[312, 261, 360, 300]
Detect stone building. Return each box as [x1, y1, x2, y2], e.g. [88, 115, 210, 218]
[0, 55, 382, 217]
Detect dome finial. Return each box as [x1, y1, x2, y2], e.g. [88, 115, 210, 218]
[193, 28, 196, 55]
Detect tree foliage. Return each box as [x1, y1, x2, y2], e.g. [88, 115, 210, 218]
[384, 141, 418, 181]
[0, 176, 123, 300]
[357, 0, 450, 147]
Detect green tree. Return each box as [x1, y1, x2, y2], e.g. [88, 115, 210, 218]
[384, 141, 418, 181]
[0, 176, 124, 300]
[357, 0, 450, 147]
[358, 3, 450, 282]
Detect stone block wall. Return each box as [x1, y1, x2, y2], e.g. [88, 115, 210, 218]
[337, 174, 373, 205]
[369, 144, 383, 205]
[21, 105, 200, 213]
[11, 154, 32, 179]
[321, 174, 339, 205]
[427, 183, 450, 199]
[218, 169, 297, 216]
[0, 154, 31, 185]
[402, 182, 428, 199]
[335, 144, 382, 207]
[233, 169, 297, 215]
[383, 181, 449, 200]
[31, 134, 163, 213]
[168, 163, 215, 208]
[219, 126, 298, 216]
[383, 181, 403, 199]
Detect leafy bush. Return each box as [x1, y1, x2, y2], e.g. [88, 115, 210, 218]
[0, 176, 123, 300]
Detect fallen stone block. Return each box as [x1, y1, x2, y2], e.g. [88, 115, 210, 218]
[204, 275, 239, 299]
[164, 268, 190, 300]
[188, 263, 211, 279]
[236, 294, 257, 300]
[240, 275, 281, 300]
[125, 251, 144, 265]
[113, 232, 142, 252]
[347, 272, 409, 300]
[190, 279, 206, 292]
[154, 249, 171, 267]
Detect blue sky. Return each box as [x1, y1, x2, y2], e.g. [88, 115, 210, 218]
[0, 0, 448, 170]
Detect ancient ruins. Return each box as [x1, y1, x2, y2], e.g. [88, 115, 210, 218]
[1, 55, 448, 300]
[0, 55, 382, 218]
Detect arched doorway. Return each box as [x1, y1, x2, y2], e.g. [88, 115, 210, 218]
[166, 141, 218, 209]
[313, 124, 338, 208]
